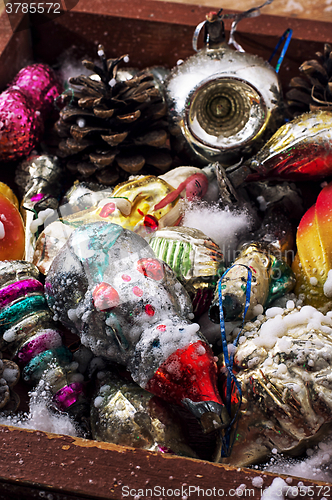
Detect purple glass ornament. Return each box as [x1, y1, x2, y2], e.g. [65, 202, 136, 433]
[53, 382, 84, 411]
[0, 64, 63, 162]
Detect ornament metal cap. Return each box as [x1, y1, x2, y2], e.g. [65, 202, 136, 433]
[182, 398, 230, 433]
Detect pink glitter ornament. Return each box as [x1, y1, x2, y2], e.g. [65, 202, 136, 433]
[0, 88, 43, 162]
[0, 64, 62, 162]
[11, 63, 62, 119]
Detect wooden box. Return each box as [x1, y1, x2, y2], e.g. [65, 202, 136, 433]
[1, 2, 332, 498]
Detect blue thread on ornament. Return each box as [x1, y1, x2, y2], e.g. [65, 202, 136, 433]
[268, 28, 293, 73]
[218, 264, 252, 457]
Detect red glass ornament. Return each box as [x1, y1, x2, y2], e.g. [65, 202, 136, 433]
[145, 340, 223, 407]
[93, 282, 120, 311]
[244, 111, 332, 182]
[137, 258, 164, 281]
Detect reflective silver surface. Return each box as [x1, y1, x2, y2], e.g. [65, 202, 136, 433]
[165, 44, 283, 166]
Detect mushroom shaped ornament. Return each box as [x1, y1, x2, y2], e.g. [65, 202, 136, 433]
[45, 221, 228, 432]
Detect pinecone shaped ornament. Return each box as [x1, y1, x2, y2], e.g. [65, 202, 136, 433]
[56, 46, 172, 186]
[286, 43, 332, 117]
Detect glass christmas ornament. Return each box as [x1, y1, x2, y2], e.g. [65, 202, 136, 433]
[227, 110, 332, 188]
[90, 370, 197, 457]
[164, 12, 283, 166]
[292, 181, 332, 309]
[15, 154, 64, 262]
[0, 352, 20, 413]
[0, 88, 43, 162]
[0, 182, 19, 209]
[0, 192, 25, 261]
[45, 221, 229, 431]
[33, 166, 214, 274]
[149, 226, 225, 317]
[0, 64, 62, 162]
[0, 261, 87, 419]
[11, 63, 62, 120]
[220, 305, 332, 466]
[209, 210, 296, 322]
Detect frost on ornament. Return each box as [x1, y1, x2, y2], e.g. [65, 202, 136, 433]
[219, 304, 332, 467]
[90, 369, 197, 457]
[45, 221, 228, 432]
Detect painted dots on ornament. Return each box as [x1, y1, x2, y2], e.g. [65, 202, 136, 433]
[137, 258, 164, 281]
[99, 202, 116, 218]
[132, 286, 143, 297]
[145, 304, 155, 316]
[156, 324, 166, 332]
[93, 282, 120, 311]
[121, 274, 131, 282]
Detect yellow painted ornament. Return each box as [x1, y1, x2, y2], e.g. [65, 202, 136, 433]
[33, 166, 211, 274]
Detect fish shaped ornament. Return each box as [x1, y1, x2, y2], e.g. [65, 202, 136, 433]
[227, 110, 332, 188]
[45, 221, 229, 432]
[292, 181, 332, 310]
[164, 7, 283, 166]
[209, 209, 296, 322]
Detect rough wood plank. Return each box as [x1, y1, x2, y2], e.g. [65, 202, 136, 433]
[0, 425, 331, 500]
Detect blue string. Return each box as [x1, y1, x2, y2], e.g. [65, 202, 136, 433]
[268, 28, 293, 73]
[218, 264, 252, 457]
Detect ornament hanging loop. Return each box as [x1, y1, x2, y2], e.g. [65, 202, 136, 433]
[268, 28, 293, 73]
[193, 0, 275, 53]
[192, 9, 225, 52]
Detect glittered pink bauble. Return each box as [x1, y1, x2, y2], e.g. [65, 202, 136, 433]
[0, 88, 43, 162]
[0, 64, 62, 162]
[10, 63, 63, 120]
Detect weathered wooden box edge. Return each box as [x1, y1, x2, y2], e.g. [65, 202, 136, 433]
[0, 2, 332, 498]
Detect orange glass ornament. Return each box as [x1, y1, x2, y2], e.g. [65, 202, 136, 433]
[0, 192, 25, 260]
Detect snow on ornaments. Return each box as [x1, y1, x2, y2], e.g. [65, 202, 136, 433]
[220, 304, 332, 467]
[0, 64, 62, 162]
[45, 221, 229, 432]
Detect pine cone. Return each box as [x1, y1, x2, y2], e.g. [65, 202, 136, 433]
[56, 46, 172, 186]
[286, 43, 332, 118]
